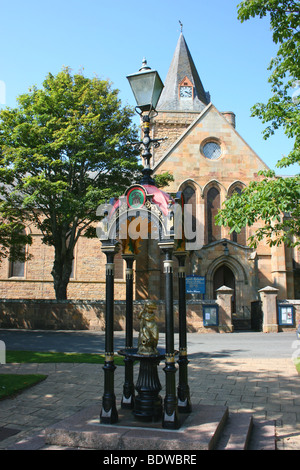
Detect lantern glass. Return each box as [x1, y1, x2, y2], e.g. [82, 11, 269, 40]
[127, 66, 164, 112]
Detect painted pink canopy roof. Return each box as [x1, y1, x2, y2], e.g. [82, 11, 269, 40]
[142, 184, 174, 216]
[109, 184, 174, 217]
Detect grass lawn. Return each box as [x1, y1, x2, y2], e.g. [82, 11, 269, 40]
[1, 350, 125, 400]
[0, 374, 47, 400]
[294, 358, 300, 374]
[6, 350, 125, 365]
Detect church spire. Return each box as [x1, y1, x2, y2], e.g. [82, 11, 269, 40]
[157, 33, 210, 112]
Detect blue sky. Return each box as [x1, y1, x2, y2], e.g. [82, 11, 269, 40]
[0, 0, 297, 175]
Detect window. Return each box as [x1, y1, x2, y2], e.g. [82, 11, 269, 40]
[207, 187, 221, 243]
[9, 246, 26, 278]
[202, 141, 221, 160]
[183, 185, 196, 242]
[229, 187, 246, 246]
[8, 228, 27, 278]
[9, 259, 25, 277]
[70, 258, 75, 279]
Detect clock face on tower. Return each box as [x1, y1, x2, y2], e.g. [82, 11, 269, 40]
[180, 86, 193, 98]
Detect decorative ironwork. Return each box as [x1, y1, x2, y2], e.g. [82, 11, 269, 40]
[129, 115, 167, 185]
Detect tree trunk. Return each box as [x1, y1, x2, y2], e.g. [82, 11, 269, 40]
[53, 279, 68, 300]
[51, 246, 74, 300]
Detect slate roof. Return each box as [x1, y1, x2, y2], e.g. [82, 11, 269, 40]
[157, 33, 210, 112]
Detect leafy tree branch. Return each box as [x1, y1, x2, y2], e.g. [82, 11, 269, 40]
[216, 0, 300, 247]
[0, 67, 141, 299]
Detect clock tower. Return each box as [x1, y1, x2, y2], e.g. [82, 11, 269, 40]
[151, 33, 211, 165]
[179, 77, 194, 99]
[156, 32, 210, 112]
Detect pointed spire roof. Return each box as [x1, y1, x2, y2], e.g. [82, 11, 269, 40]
[157, 33, 210, 112]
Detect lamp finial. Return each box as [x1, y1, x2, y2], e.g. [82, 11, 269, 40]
[139, 58, 151, 72]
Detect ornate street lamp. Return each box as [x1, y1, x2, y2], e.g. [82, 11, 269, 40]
[127, 60, 166, 185]
[126, 60, 181, 429]
[127, 58, 164, 115]
[100, 59, 191, 429]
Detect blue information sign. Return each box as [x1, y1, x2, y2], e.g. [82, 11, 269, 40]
[186, 275, 206, 294]
[278, 304, 294, 326]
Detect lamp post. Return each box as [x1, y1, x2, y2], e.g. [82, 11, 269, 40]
[159, 240, 179, 429]
[127, 60, 180, 429]
[121, 254, 135, 409]
[100, 241, 119, 424]
[175, 251, 192, 413]
[127, 59, 166, 185]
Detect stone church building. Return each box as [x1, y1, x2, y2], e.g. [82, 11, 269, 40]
[0, 33, 299, 329]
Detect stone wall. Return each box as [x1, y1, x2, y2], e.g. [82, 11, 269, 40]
[0, 299, 219, 333]
[1, 297, 298, 333]
[0, 233, 127, 301]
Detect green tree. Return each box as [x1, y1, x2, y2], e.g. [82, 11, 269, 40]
[216, 0, 300, 248]
[0, 67, 141, 299]
[154, 171, 174, 188]
[0, 212, 32, 264]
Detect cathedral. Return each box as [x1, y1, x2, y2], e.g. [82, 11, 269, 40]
[0, 33, 298, 330]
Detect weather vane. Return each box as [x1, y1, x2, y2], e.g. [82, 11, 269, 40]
[179, 20, 183, 32]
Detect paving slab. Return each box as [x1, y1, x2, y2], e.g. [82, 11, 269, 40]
[0, 332, 300, 450]
[0, 427, 19, 442]
[43, 404, 229, 451]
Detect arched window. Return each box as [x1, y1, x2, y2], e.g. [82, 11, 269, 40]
[183, 185, 196, 231]
[206, 187, 221, 243]
[229, 187, 246, 246]
[70, 258, 75, 279]
[9, 243, 26, 278]
[9, 255, 25, 277]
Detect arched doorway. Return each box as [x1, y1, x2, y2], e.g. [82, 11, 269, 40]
[213, 264, 236, 313]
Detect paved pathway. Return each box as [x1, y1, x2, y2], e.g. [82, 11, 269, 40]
[0, 354, 299, 450]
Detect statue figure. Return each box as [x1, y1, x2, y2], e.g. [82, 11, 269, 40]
[138, 301, 159, 355]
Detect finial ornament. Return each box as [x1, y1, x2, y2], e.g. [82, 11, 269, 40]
[179, 20, 183, 32]
[139, 58, 151, 72]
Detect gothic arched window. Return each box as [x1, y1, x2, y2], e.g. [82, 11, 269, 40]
[183, 185, 197, 242]
[9, 254, 25, 277]
[229, 187, 246, 246]
[207, 187, 221, 243]
[9, 234, 26, 278]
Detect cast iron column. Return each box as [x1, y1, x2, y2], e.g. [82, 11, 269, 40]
[159, 241, 179, 429]
[175, 251, 192, 413]
[100, 242, 118, 424]
[121, 254, 135, 409]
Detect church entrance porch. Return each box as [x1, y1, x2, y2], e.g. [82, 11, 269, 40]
[196, 239, 257, 331]
[213, 264, 250, 330]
